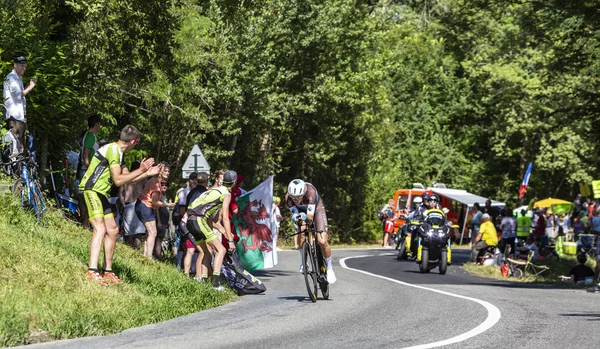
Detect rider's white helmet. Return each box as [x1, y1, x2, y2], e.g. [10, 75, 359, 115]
[288, 179, 307, 198]
[413, 196, 423, 204]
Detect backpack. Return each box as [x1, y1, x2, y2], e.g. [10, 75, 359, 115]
[221, 252, 266, 295]
[377, 206, 387, 222]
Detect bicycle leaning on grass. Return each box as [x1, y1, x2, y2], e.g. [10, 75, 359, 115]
[2, 154, 46, 223]
[290, 218, 329, 302]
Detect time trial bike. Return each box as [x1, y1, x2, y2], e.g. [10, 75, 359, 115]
[293, 219, 329, 302]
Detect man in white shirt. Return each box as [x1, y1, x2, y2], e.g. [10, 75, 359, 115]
[3, 56, 36, 154]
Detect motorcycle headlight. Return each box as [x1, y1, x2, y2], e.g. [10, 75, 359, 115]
[426, 230, 433, 236]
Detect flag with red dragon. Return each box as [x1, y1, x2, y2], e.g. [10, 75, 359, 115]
[234, 176, 278, 271]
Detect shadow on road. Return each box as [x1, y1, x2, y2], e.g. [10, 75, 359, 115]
[559, 313, 600, 321]
[252, 270, 294, 279]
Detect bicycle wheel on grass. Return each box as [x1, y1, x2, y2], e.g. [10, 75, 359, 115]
[302, 243, 318, 302]
[31, 181, 46, 225]
[11, 178, 27, 205]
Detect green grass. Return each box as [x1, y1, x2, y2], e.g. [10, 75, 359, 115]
[463, 253, 597, 285]
[0, 192, 236, 347]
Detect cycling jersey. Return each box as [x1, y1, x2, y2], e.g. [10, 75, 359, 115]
[187, 187, 228, 220]
[286, 183, 328, 233]
[78, 142, 123, 197]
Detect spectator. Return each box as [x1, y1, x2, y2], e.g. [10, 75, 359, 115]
[3, 56, 36, 156]
[572, 215, 585, 238]
[588, 213, 600, 293]
[534, 210, 546, 240]
[209, 169, 225, 189]
[470, 203, 483, 248]
[380, 199, 396, 248]
[521, 236, 540, 260]
[516, 209, 531, 242]
[470, 213, 498, 263]
[135, 161, 175, 259]
[545, 210, 556, 240]
[185, 172, 209, 207]
[154, 180, 171, 260]
[80, 125, 159, 285]
[272, 196, 283, 251]
[119, 160, 147, 249]
[180, 170, 238, 291]
[179, 172, 209, 276]
[556, 213, 570, 241]
[569, 253, 594, 284]
[499, 208, 517, 257]
[77, 114, 101, 181]
[173, 172, 197, 227]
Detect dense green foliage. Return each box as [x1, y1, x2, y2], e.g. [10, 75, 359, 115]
[2, 0, 600, 242]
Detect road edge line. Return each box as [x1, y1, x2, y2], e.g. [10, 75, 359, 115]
[339, 255, 501, 349]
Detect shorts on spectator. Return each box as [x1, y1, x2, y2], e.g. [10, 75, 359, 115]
[135, 199, 156, 223]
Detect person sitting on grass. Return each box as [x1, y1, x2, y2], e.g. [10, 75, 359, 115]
[569, 253, 594, 284]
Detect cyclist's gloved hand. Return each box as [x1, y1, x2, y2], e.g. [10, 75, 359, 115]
[292, 212, 307, 223]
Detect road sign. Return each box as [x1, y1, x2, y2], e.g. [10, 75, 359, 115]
[182, 144, 210, 179]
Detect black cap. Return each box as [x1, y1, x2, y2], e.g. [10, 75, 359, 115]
[14, 56, 27, 64]
[189, 172, 198, 180]
[223, 170, 237, 184]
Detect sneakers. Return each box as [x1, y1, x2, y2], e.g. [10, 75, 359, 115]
[86, 270, 109, 287]
[102, 271, 124, 285]
[299, 263, 304, 273]
[193, 276, 208, 283]
[326, 269, 337, 284]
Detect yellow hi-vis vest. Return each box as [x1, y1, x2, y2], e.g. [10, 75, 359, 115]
[517, 215, 531, 237]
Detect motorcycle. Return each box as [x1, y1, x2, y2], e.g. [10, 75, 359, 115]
[396, 220, 420, 260]
[414, 211, 452, 274]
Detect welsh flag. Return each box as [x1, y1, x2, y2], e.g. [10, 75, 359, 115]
[234, 176, 277, 271]
[519, 162, 533, 198]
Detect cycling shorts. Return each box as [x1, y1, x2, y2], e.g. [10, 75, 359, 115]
[83, 190, 115, 221]
[186, 218, 217, 243]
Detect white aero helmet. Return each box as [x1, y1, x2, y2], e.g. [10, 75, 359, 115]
[288, 179, 307, 198]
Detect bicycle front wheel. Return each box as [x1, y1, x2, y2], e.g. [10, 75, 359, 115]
[302, 243, 318, 302]
[31, 181, 46, 225]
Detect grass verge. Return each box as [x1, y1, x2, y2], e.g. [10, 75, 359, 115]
[0, 192, 236, 347]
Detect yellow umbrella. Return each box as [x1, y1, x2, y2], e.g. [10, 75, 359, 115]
[533, 198, 571, 208]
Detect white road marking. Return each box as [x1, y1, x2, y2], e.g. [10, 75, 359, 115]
[340, 255, 501, 349]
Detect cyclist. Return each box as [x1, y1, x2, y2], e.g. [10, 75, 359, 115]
[81, 125, 160, 286]
[179, 170, 238, 291]
[285, 179, 336, 284]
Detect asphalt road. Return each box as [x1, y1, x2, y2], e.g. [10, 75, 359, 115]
[23, 248, 600, 349]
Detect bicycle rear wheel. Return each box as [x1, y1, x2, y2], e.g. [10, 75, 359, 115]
[302, 242, 318, 302]
[11, 178, 27, 206]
